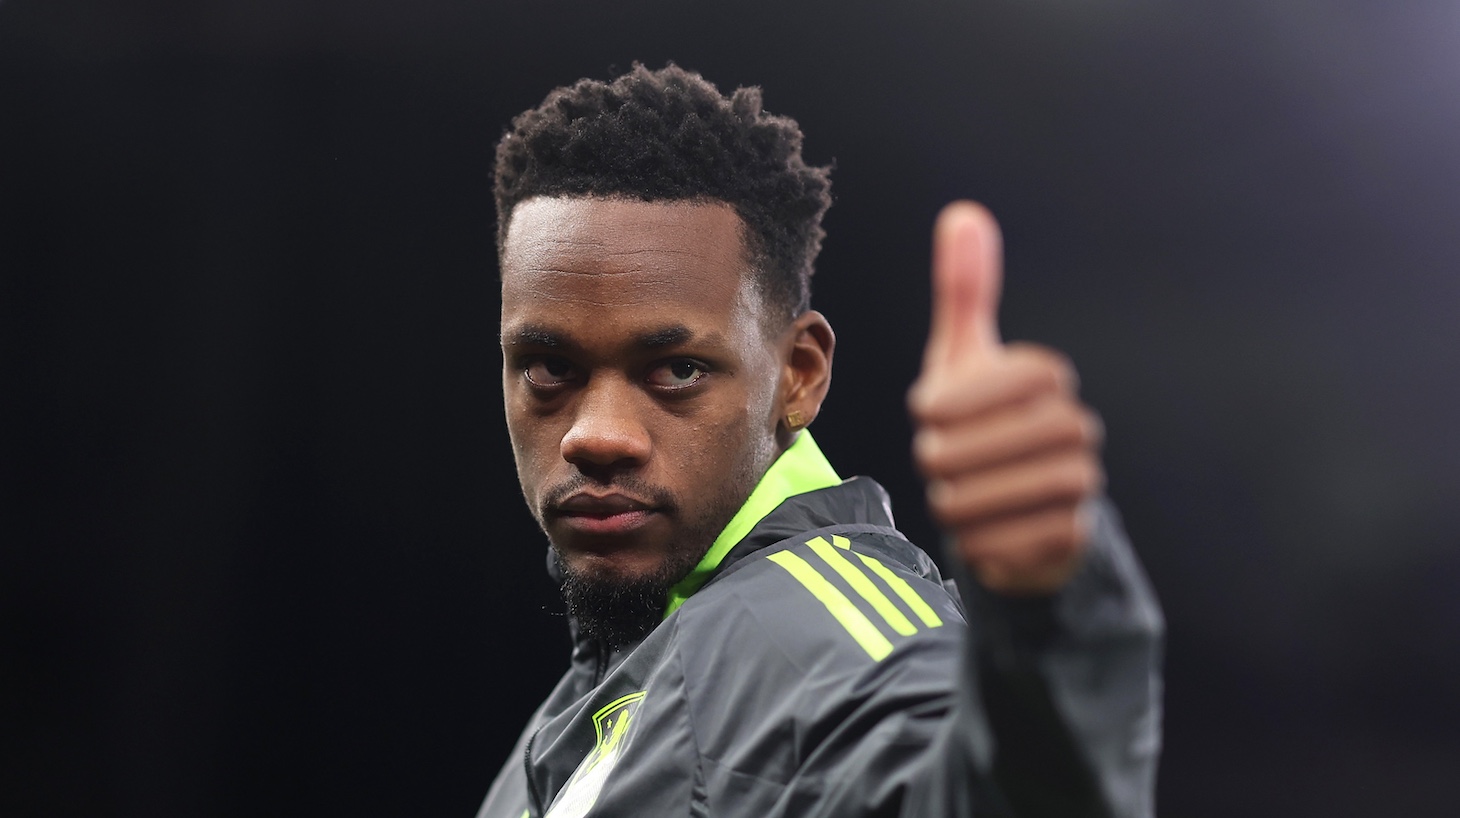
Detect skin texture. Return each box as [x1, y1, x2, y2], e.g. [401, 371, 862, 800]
[500, 197, 834, 607]
[909, 202, 1104, 594]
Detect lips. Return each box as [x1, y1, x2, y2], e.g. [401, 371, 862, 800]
[549, 492, 660, 537]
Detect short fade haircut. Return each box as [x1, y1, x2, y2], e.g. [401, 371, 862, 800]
[494, 63, 833, 326]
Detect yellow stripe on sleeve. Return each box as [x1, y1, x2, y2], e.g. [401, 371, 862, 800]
[767, 550, 894, 661]
[834, 537, 944, 629]
[806, 537, 917, 636]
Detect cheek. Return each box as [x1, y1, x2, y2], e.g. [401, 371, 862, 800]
[742, 355, 784, 431]
[695, 381, 778, 476]
[657, 405, 744, 464]
[504, 407, 556, 498]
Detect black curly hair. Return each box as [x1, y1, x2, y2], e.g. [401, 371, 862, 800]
[494, 63, 833, 327]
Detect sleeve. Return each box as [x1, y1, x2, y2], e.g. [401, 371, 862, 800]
[758, 498, 1163, 818]
[911, 496, 1165, 818]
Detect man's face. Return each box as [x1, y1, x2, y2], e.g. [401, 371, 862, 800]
[500, 197, 785, 594]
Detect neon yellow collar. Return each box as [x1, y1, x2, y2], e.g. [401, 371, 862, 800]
[663, 431, 841, 617]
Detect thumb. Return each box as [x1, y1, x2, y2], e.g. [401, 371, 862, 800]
[921, 201, 1004, 375]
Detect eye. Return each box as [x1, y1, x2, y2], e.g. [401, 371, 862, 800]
[647, 359, 709, 389]
[524, 357, 578, 387]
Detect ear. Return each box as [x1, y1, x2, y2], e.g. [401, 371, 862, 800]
[777, 310, 835, 446]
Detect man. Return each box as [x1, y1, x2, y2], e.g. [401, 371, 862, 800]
[479, 64, 1162, 818]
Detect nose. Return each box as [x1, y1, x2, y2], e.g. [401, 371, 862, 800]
[560, 376, 652, 471]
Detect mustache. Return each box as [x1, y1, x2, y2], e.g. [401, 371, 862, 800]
[540, 473, 677, 514]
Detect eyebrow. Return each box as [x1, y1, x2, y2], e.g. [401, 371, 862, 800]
[502, 324, 566, 349]
[637, 325, 693, 349]
[502, 323, 709, 351]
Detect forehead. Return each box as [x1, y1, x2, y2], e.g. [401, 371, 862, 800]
[500, 197, 762, 341]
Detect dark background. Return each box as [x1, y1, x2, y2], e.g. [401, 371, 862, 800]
[4, 1, 1457, 815]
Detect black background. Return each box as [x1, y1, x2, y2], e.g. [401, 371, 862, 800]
[4, 1, 1458, 816]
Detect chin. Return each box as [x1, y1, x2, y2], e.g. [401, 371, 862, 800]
[553, 547, 686, 650]
[557, 544, 670, 583]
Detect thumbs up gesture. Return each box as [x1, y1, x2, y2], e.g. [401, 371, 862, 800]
[909, 202, 1104, 595]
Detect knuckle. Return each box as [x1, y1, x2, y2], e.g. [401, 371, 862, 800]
[1042, 535, 1079, 566]
[964, 507, 1089, 594]
[1028, 363, 1062, 395]
[956, 531, 992, 566]
[1069, 506, 1092, 544]
[907, 379, 939, 419]
[1043, 399, 1088, 444]
[1041, 345, 1074, 375]
[926, 480, 965, 520]
[1040, 355, 1076, 395]
[925, 480, 950, 514]
[932, 481, 993, 526]
[1080, 407, 1105, 448]
[1050, 357, 1078, 395]
[912, 431, 940, 471]
[1063, 458, 1102, 496]
[1032, 510, 1078, 557]
[1012, 344, 1074, 386]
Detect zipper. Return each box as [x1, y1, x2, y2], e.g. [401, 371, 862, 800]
[592, 639, 609, 686]
[523, 725, 545, 816]
[523, 638, 610, 816]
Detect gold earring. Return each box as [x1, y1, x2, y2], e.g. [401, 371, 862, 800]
[786, 410, 806, 430]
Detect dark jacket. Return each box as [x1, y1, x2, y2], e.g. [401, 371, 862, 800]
[476, 470, 1162, 818]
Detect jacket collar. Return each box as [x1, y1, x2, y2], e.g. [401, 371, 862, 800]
[662, 431, 840, 615]
[663, 433, 905, 616]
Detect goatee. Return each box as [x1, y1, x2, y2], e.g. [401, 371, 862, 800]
[553, 546, 703, 651]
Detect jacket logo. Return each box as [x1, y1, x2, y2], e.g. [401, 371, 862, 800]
[768, 535, 944, 661]
[544, 691, 646, 818]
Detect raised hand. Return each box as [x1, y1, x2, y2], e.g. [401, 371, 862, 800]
[908, 202, 1105, 595]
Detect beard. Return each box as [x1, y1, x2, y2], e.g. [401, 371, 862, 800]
[553, 543, 704, 650]
[546, 438, 773, 651]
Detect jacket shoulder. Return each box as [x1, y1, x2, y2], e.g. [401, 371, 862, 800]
[668, 530, 965, 797]
[679, 529, 965, 675]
